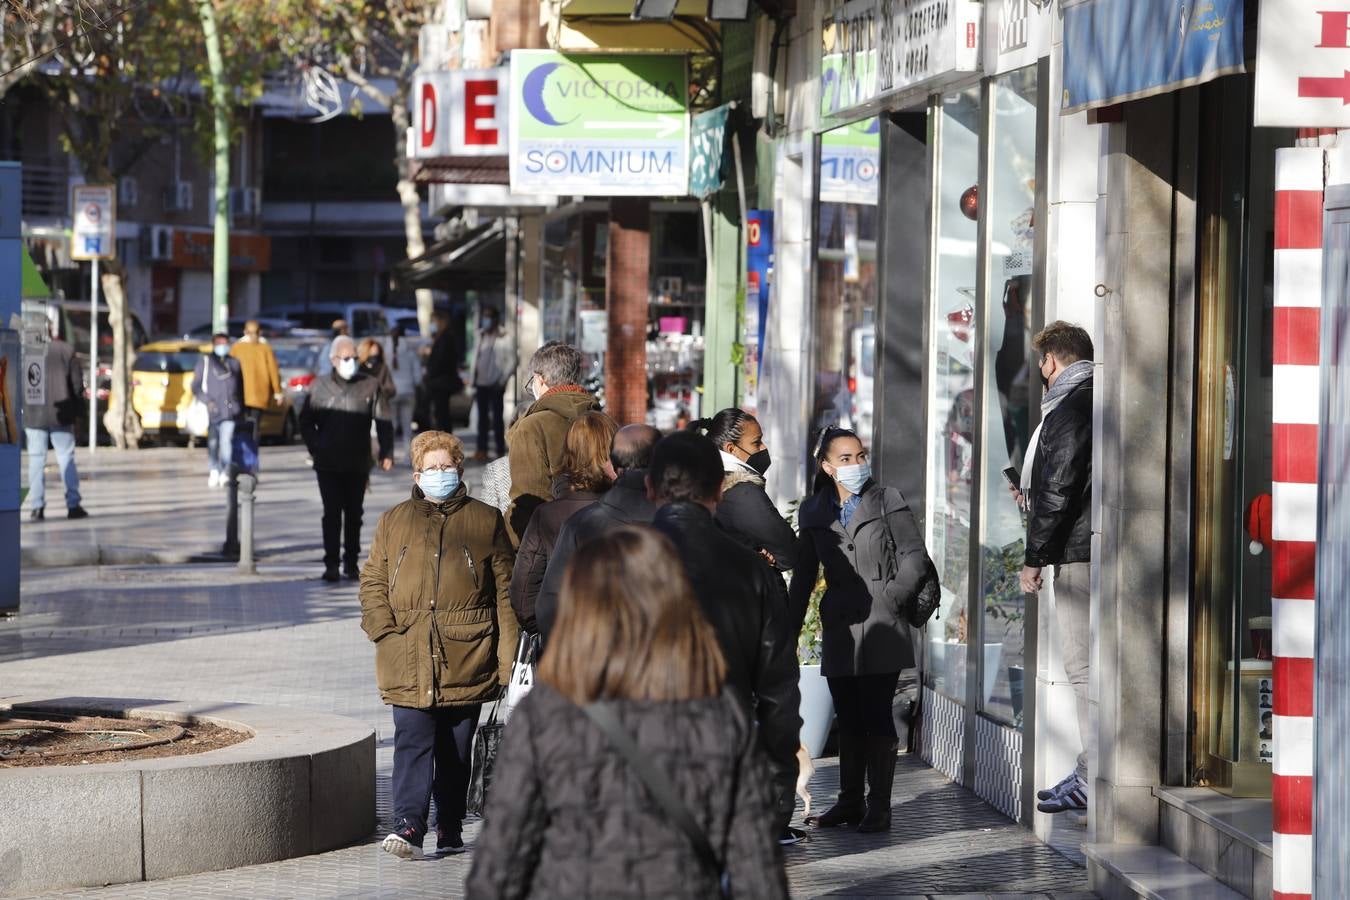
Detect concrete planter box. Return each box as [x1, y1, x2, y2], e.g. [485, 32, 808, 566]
[0, 697, 375, 898]
[799, 664, 835, 758]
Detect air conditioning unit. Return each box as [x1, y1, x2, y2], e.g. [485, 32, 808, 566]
[141, 224, 174, 262]
[228, 186, 261, 222]
[162, 180, 194, 213]
[118, 176, 138, 207]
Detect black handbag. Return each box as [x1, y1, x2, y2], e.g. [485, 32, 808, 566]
[466, 701, 504, 817]
[581, 701, 735, 898]
[880, 488, 941, 628]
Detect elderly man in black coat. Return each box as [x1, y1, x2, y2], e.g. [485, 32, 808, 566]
[649, 431, 804, 845]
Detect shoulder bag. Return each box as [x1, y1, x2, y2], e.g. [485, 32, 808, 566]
[581, 701, 734, 898]
[880, 487, 941, 629]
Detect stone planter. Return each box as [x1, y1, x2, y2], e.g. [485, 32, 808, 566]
[798, 664, 835, 758]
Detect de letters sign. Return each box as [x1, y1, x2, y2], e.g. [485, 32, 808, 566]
[1256, 0, 1350, 127]
[509, 52, 689, 197]
[413, 68, 509, 159]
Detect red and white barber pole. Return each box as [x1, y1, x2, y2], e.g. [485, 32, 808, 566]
[1271, 146, 1322, 900]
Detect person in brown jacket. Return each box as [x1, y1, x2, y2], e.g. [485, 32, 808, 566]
[229, 320, 282, 439]
[360, 430, 518, 859]
[506, 341, 600, 545]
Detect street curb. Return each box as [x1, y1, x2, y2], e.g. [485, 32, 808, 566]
[21, 545, 220, 567]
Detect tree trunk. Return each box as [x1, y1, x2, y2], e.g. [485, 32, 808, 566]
[100, 268, 142, 449]
[389, 101, 434, 336]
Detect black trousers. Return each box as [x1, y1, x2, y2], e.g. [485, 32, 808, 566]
[391, 704, 481, 839]
[827, 671, 901, 739]
[316, 469, 367, 571]
[474, 384, 505, 455]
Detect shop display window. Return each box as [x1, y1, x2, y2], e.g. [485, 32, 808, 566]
[976, 67, 1040, 728]
[811, 119, 880, 451]
[924, 87, 981, 703]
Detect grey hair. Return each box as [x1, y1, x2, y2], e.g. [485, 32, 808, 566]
[330, 335, 357, 359]
[529, 341, 583, 388]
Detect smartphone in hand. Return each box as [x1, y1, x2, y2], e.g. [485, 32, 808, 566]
[1002, 465, 1020, 488]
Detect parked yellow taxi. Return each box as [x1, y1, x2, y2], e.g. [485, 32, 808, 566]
[132, 340, 297, 445]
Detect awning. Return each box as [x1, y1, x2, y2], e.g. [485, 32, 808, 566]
[392, 220, 504, 290]
[410, 156, 509, 185]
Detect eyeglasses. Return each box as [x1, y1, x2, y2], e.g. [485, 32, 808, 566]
[419, 464, 455, 473]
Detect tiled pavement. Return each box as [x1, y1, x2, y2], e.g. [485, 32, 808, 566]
[5, 446, 1092, 899]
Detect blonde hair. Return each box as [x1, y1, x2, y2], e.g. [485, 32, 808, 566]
[540, 526, 727, 704]
[410, 431, 465, 472]
[357, 338, 383, 364]
[556, 412, 618, 492]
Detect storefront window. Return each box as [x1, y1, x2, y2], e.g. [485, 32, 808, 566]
[976, 67, 1040, 728]
[924, 88, 981, 702]
[812, 119, 880, 450]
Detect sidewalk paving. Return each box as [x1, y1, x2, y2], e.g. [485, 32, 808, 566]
[5, 446, 1092, 899]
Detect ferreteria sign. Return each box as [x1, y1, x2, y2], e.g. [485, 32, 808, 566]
[509, 51, 689, 197]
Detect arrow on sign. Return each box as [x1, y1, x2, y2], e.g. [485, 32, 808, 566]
[583, 115, 683, 139]
[1298, 71, 1350, 104]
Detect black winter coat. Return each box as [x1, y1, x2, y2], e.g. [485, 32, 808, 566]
[192, 354, 244, 424]
[1025, 377, 1092, 567]
[652, 503, 801, 788]
[299, 371, 392, 472]
[716, 467, 798, 571]
[788, 483, 928, 677]
[509, 483, 605, 633]
[536, 471, 655, 641]
[465, 684, 787, 900]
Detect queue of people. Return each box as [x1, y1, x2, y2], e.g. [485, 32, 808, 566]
[349, 322, 1091, 894]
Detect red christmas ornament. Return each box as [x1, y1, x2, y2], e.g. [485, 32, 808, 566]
[959, 185, 979, 220]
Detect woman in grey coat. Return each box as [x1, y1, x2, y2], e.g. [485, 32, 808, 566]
[788, 427, 931, 834]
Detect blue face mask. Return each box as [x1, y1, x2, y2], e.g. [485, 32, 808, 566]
[834, 462, 871, 495]
[213, 343, 229, 357]
[419, 469, 460, 501]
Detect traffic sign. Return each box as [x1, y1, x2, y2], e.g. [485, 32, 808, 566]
[70, 184, 116, 261]
[1256, 0, 1350, 127]
[509, 52, 689, 197]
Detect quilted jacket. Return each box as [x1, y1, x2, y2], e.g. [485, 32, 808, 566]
[465, 683, 788, 900]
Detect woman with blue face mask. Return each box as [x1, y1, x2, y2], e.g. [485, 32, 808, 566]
[359, 430, 518, 859]
[788, 427, 934, 835]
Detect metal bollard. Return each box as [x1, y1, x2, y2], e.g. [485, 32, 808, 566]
[236, 472, 257, 575]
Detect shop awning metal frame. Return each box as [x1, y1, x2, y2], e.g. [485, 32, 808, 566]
[392, 220, 505, 290]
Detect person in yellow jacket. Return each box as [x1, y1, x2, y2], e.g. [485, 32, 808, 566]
[229, 320, 282, 439]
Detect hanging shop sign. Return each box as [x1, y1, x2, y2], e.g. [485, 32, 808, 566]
[689, 104, 732, 200]
[820, 117, 880, 205]
[1255, 0, 1350, 127]
[821, 0, 981, 121]
[1061, 0, 1244, 115]
[744, 209, 774, 412]
[509, 51, 689, 197]
[70, 184, 116, 261]
[983, 0, 1053, 77]
[412, 68, 509, 159]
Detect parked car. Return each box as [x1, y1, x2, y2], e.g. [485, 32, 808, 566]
[269, 338, 327, 409]
[848, 323, 875, 441]
[183, 317, 297, 341]
[22, 299, 151, 445]
[269, 303, 391, 338]
[131, 339, 298, 446]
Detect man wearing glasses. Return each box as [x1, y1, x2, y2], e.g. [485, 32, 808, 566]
[300, 335, 394, 582]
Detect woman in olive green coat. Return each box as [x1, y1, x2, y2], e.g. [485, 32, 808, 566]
[360, 430, 518, 858]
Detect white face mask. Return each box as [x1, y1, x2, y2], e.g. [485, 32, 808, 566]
[336, 358, 359, 380]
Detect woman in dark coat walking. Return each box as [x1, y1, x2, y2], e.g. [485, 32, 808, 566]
[468, 526, 787, 899]
[788, 427, 932, 833]
[689, 408, 797, 571]
[358, 337, 397, 401]
[509, 411, 617, 633]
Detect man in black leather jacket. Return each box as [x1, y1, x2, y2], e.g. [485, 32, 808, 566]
[1017, 321, 1094, 815]
[649, 431, 804, 845]
[536, 423, 661, 641]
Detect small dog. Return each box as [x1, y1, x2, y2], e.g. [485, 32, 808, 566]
[795, 742, 815, 821]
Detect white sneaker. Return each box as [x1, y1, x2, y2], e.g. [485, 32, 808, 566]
[381, 831, 419, 859]
[208, 470, 219, 488]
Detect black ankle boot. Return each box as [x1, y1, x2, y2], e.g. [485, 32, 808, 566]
[806, 732, 865, 827]
[857, 737, 898, 833]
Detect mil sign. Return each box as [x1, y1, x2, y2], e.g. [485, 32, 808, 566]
[1256, 0, 1350, 126]
[509, 52, 689, 197]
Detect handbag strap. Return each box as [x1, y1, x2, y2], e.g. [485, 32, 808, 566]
[581, 702, 729, 895]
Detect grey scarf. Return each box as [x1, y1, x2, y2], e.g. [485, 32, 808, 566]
[1041, 359, 1093, 416]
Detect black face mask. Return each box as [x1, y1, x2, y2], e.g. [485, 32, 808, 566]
[742, 447, 772, 476]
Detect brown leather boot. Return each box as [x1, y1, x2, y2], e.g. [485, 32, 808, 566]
[856, 737, 898, 833]
[806, 732, 865, 827]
